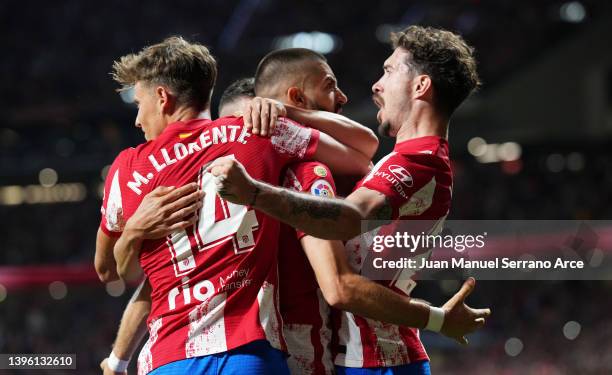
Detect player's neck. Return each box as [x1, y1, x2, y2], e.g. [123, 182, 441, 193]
[395, 109, 448, 143]
[168, 106, 211, 124]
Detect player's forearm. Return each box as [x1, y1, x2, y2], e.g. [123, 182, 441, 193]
[95, 228, 120, 283]
[114, 229, 143, 281]
[335, 273, 430, 329]
[320, 144, 372, 176]
[285, 106, 379, 159]
[252, 180, 364, 240]
[112, 281, 151, 360]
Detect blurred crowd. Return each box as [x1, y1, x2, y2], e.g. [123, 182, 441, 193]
[2, 0, 612, 373]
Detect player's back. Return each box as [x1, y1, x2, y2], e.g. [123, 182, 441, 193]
[102, 115, 319, 372]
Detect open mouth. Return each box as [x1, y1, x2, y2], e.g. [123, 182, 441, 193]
[372, 95, 383, 108]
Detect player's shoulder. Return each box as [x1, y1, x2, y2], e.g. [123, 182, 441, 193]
[391, 136, 449, 167]
[395, 136, 448, 157]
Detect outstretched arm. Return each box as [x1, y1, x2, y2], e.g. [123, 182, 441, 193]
[301, 236, 490, 343]
[207, 157, 391, 240]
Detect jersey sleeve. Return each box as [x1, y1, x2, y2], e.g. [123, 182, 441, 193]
[99, 150, 129, 238]
[282, 161, 336, 240]
[270, 117, 320, 162]
[359, 152, 439, 220]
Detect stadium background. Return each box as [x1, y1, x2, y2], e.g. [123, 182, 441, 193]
[1, 0, 612, 373]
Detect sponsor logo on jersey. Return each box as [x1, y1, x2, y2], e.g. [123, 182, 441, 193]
[311, 179, 334, 198]
[388, 165, 413, 187]
[179, 132, 193, 139]
[313, 165, 328, 177]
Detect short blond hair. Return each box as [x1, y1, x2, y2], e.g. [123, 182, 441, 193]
[112, 36, 217, 110]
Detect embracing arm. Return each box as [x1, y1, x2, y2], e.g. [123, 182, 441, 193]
[301, 236, 429, 328]
[114, 184, 203, 281]
[95, 229, 120, 283]
[285, 105, 378, 160]
[240, 97, 373, 176]
[208, 157, 392, 240]
[313, 132, 371, 176]
[114, 229, 144, 282]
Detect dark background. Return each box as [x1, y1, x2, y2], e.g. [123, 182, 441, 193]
[1, 1, 612, 373]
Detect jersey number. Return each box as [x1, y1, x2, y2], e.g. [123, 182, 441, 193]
[167, 157, 259, 277]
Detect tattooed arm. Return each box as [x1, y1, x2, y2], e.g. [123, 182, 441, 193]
[207, 156, 393, 240]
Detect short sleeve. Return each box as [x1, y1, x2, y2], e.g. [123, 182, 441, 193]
[359, 152, 438, 220]
[100, 150, 129, 237]
[270, 117, 319, 162]
[282, 161, 336, 240]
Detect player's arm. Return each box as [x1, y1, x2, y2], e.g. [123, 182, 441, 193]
[242, 97, 372, 176]
[284, 105, 379, 160]
[207, 156, 390, 240]
[100, 279, 152, 374]
[114, 184, 203, 281]
[96, 229, 120, 282]
[302, 236, 429, 327]
[301, 238, 490, 343]
[312, 132, 372, 176]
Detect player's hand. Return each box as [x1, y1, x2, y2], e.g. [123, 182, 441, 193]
[439, 277, 491, 345]
[124, 183, 204, 240]
[206, 156, 257, 205]
[243, 96, 286, 137]
[100, 358, 127, 375]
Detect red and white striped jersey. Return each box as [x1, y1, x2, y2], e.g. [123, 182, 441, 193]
[333, 136, 452, 368]
[279, 161, 336, 375]
[99, 116, 320, 374]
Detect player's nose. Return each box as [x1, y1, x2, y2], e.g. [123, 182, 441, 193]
[337, 88, 348, 105]
[372, 80, 383, 94]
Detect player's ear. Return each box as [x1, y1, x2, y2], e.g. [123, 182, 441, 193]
[156, 86, 175, 114]
[287, 87, 307, 108]
[413, 75, 433, 101]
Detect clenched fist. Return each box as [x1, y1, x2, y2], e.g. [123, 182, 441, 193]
[205, 156, 259, 206]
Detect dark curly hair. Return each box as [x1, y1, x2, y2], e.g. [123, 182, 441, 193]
[391, 26, 481, 117]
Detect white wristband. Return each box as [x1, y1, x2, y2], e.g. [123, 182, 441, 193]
[425, 306, 445, 332]
[107, 351, 130, 373]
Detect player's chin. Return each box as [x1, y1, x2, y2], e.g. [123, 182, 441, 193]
[376, 109, 383, 124]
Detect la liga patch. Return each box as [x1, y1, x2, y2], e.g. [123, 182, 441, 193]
[310, 179, 334, 198]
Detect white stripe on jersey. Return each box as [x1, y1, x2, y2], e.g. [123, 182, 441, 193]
[335, 312, 364, 367]
[398, 177, 437, 217]
[138, 317, 162, 375]
[285, 323, 316, 374]
[257, 281, 282, 350]
[185, 293, 227, 357]
[284, 289, 333, 375]
[105, 169, 125, 232]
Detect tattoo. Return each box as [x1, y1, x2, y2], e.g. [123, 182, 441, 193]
[281, 190, 342, 220]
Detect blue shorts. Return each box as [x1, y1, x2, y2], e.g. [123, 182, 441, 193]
[335, 360, 431, 375]
[148, 340, 289, 375]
